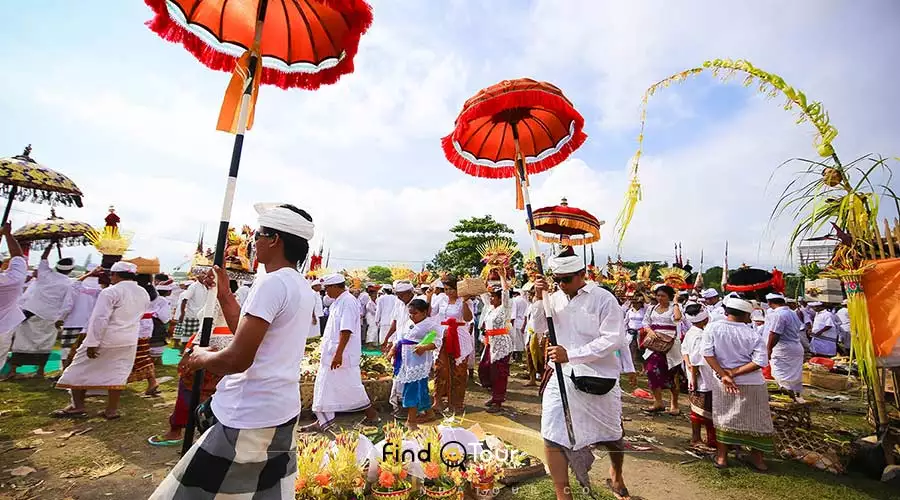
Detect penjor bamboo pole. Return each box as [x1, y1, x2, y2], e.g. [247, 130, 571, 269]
[182, 0, 269, 454]
[512, 124, 576, 446]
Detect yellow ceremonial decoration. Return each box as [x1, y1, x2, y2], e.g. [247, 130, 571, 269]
[477, 238, 517, 280]
[615, 59, 841, 245]
[657, 266, 689, 289]
[86, 225, 132, 257]
[390, 265, 416, 282]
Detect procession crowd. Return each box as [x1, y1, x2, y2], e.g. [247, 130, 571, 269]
[0, 208, 854, 500]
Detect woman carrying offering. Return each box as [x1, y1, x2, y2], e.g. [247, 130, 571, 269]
[433, 276, 473, 414]
[641, 285, 683, 415]
[478, 273, 513, 413]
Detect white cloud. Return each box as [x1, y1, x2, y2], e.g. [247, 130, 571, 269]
[2, 0, 898, 276]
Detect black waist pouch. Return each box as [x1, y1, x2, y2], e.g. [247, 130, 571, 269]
[569, 372, 617, 395]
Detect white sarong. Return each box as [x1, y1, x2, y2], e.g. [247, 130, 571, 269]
[541, 370, 623, 451]
[11, 316, 58, 354]
[311, 349, 370, 413]
[378, 324, 392, 344]
[56, 344, 137, 390]
[771, 340, 804, 392]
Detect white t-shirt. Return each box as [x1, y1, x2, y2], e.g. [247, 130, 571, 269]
[0, 256, 27, 334]
[211, 268, 316, 429]
[180, 281, 209, 320]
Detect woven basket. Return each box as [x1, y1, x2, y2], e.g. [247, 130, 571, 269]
[499, 461, 546, 485]
[371, 485, 412, 500]
[457, 277, 487, 298]
[420, 484, 459, 499]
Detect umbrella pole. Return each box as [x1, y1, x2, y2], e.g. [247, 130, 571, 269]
[182, 0, 269, 455]
[1, 185, 17, 226]
[512, 124, 576, 446]
[56, 241, 62, 260]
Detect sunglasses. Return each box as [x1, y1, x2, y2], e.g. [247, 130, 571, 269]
[556, 274, 577, 284]
[254, 230, 276, 241]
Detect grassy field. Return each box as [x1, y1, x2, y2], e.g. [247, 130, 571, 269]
[0, 361, 896, 499]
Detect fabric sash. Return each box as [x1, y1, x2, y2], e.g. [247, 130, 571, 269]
[141, 312, 155, 320]
[441, 317, 462, 358]
[650, 324, 676, 332]
[392, 339, 417, 376]
[483, 328, 508, 346]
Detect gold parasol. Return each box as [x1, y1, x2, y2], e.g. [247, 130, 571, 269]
[12, 209, 94, 249]
[1, 145, 84, 226]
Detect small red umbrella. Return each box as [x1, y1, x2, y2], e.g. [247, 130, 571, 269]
[533, 197, 604, 246]
[143, 0, 373, 452]
[442, 78, 588, 446]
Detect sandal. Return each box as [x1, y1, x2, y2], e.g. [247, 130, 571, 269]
[50, 408, 88, 419]
[96, 411, 121, 420]
[605, 478, 631, 500]
[642, 406, 665, 414]
[148, 435, 183, 447]
[144, 385, 161, 396]
[713, 460, 728, 469]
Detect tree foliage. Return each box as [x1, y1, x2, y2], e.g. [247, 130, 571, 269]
[366, 265, 393, 284]
[429, 215, 523, 277]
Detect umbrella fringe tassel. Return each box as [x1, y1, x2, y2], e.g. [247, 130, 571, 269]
[143, 0, 373, 91]
[440, 130, 587, 180]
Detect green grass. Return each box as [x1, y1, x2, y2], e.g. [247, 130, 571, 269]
[496, 475, 615, 500]
[684, 459, 899, 500]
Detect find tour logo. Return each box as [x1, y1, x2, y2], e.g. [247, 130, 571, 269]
[381, 440, 525, 471]
[382, 440, 468, 470]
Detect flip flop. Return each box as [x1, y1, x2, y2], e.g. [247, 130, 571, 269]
[605, 478, 631, 500]
[713, 460, 728, 469]
[144, 386, 161, 396]
[642, 406, 665, 414]
[148, 435, 183, 447]
[96, 411, 121, 420]
[50, 408, 88, 419]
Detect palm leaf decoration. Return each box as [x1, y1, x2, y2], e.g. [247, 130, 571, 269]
[616, 58, 841, 245]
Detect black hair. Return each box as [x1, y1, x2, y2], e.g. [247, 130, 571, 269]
[768, 297, 786, 306]
[383, 288, 393, 295]
[684, 303, 703, 317]
[655, 285, 676, 300]
[155, 273, 169, 282]
[136, 274, 158, 301]
[725, 307, 750, 318]
[261, 204, 312, 266]
[445, 275, 459, 289]
[229, 279, 238, 293]
[408, 298, 429, 313]
[114, 272, 138, 283]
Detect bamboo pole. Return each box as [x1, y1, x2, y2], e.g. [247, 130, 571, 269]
[874, 219, 885, 259]
[885, 219, 897, 259]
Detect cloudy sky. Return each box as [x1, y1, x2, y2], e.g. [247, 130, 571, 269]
[1, 0, 897, 273]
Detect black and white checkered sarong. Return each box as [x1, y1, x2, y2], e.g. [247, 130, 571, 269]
[149, 415, 298, 499]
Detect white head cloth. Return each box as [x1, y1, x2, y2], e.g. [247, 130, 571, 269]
[701, 288, 719, 299]
[432, 280, 444, 288]
[254, 202, 314, 240]
[751, 309, 765, 322]
[685, 305, 709, 324]
[550, 255, 585, 274]
[726, 291, 740, 299]
[322, 273, 346, 286]
[765, 293, 785, 301]
[394, 281, 414, 293]
[156, 284, 175, 292]
[55, 259, 75, 272]
[724, 297, 753, 314]
[110, 261, 138, 274]
[809, 301, 823, 307]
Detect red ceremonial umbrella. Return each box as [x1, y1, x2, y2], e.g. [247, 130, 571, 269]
[442, 78, 587, 445]
[143, 0, 373, 452]
[533, 197, 603, 246]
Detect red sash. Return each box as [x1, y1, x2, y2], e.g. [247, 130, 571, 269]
[441, 317, 462, 358]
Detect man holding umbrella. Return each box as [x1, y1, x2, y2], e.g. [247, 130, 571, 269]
[533, 248, 630, 500]
[5, 243, 75, 379]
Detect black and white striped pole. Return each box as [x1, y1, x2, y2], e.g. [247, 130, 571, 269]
[181, 0, 269, 454]
[511, 124, 576, 446]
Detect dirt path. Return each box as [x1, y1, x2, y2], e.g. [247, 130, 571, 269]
[1, 363, 892, 499]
